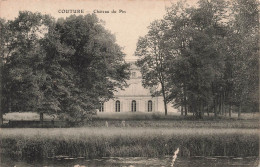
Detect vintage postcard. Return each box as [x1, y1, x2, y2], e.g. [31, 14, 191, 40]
[0, 0, 259, 166]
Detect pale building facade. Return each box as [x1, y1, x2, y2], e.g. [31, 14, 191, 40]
[98, 61, 178, 113]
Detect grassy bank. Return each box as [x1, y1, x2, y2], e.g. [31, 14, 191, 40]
[90, 112, 259, 128]
[3, 112, 259, 128]
[94, 112, 260, 120]
[0, 128, 258, 160]
[84, 119, 259, 129]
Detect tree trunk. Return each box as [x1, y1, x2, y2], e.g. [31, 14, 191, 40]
[229, 104, 232, 118]
[0, 109, 2, 126]
[181, 105, 183, 116]
[193, 101, 197, 118]
[184, 102, 187, 116]
[219, 96, 222, 115]
[163, 99, 167, 116]
[238, 103, 241, 118]
[8, 99, 11, 112]
[161, 82, 167, 116]
[201, 103, 204, 119]
[207, 105, 209, 116]
[183, 85, 187, 116]
[223, 93, 226, 116]
[0, 98, 2, 126]
[0, 56, 3, 126]
[214, 99, 217, 117]
[223, 104, 226, 116]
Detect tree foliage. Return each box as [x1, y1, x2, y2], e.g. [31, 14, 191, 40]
[1, 12, 129, 122]
[135, 0, 259, 118]
[135, 20, 170, 115]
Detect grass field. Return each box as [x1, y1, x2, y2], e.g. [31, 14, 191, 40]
[0, 127, 258, 160]
[3, 112, 259, 128]
[84, 119, 259, 128]
[1, 112, 258, 160]
[94, 112, 260, 120]
[4, 112, 259, 121]
[90, 112, 260, 129]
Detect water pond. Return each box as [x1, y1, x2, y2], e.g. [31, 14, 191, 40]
[1, 156, 259, 167]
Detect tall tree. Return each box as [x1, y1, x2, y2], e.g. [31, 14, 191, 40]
[162, 0, 229, 118]
[1, 12, 129, 122]
[135, 20, 170, 115]
[1, 11, 53, 115]
[135, 0, 258, 118]
[54, 14, 129, 120]
[0, 18, 9, 125]
[227, 0, 259, 118]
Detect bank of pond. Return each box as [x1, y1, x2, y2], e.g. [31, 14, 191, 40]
[1, 156, 259, 167]
[0, 128, 258, 162]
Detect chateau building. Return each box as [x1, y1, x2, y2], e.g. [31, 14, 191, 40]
[99, 60, 178, 113]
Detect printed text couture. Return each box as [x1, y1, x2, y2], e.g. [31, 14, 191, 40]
[58, 9, 84, 13]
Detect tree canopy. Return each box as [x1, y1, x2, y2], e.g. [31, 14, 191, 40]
[135, 0, 259, 118]
[0, 12, 130, 122]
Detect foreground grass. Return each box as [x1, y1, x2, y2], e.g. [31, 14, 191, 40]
[0, 128, 258, 160]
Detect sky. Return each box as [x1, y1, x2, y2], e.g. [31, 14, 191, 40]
[0, 0, 198, 60]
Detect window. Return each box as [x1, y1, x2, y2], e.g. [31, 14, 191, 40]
[148, 100, 152, 112]
[115, 100, 120, 112]
[131, 100, 136, 112]
[99, 102, 104, 112]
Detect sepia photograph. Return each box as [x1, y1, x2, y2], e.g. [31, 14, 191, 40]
[0, 0, 259, 166]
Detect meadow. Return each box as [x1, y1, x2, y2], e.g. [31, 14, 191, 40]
[84, 119, 259, 129]
[0, 127, 258, 161]
[94, 112, 259, 120]
[4, 111, 259, 121]
[85, 112, 260, 128]
[1, 112, 259, 162]
[3, 112, 259, 128]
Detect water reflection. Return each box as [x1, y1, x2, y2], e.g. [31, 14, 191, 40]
[1, 156, 259, 167]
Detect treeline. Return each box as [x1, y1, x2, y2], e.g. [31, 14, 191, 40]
[135, 0, 259, 118]
[0, 12, 130, 123]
